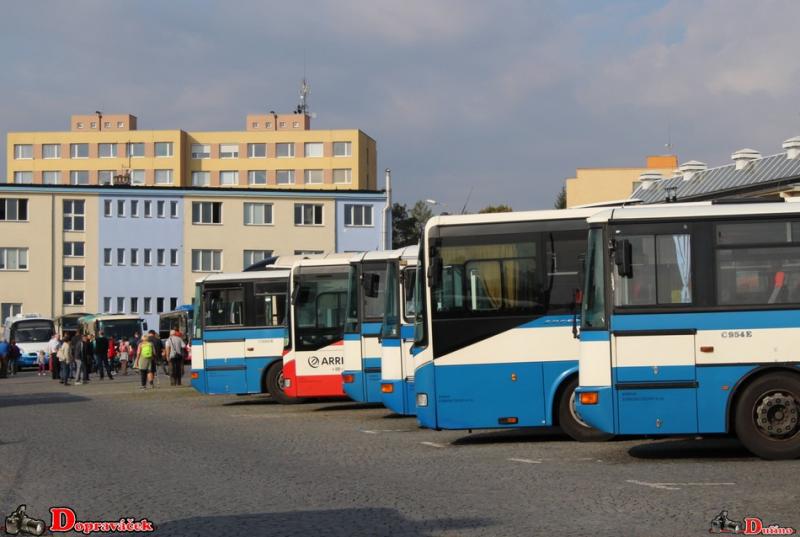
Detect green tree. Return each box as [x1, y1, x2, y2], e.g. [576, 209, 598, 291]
[478, 204, 513, 213]
[409, 200, 434, 227]
[391, 203, 417, 248]
[554, 186, 567, 209]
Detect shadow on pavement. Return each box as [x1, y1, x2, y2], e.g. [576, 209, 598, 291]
[452, 427, 569, 446]
[382, 413, 415, 420]
[627, 437, 755, 460]
[314, 402, 384, 412]
[0, 392, 90, 409]
[222, 396, 278, 407]
[153, 508, 493, 537]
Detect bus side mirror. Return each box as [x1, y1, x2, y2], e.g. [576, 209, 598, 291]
[362, 273, 380, 298]
[614, 239, 633, 278]
[427, 257, 442, 288]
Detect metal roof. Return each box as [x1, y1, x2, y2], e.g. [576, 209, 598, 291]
[631, 152, 800, 204]
[587, 200, 800, 224]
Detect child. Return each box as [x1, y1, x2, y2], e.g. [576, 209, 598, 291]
[37, 350, 46, 376]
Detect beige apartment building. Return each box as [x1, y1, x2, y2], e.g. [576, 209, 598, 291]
[565, 155, 678, 207]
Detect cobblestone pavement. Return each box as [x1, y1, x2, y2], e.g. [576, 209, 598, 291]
[1, 371, 798, 536]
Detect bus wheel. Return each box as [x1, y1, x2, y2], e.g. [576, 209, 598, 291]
[734, 373, 800, 460]
[266, 362, 303, 405]
[558, 377, 613, 442]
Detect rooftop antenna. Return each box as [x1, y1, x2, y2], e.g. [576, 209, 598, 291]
[460, 186, 474, 214]
[665, 123, 673, 153]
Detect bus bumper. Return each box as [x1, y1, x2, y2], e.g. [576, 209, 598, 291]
[342, 369, 367, 402]
[342, 362, 383, 403]
[574, 386, 615, 434]
[415, 362, 437, 429]
[19, 353, 38, 368]
[190, 369, 207, 394]
[381, 379, 416, 416]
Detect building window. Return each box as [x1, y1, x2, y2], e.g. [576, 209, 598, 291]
[117, 200, 126, 217]
[130, 170, 145, 185]
[265, 122, 272, 128]
[76, 122, 84, 129]
[304, 169, 323, 184]
[117, 121, 124, 128]
[192, 202, 222, 224]
[344, 204, 373, 227]
[130, 297, 139, 313]
[104, 199, 113, 217]
[155, 142, 173, 157]
[333, 141, 352, 157]
[191, 144, 210, 159]
[63, 291, 85, 306]
[131, 200, 140, 217]
[104, 122, 111, 129]
[0, 303, 22, 321]
[279, 121, 286, 128]
[294, 204, 323, 226]
[157, 201, 165, 218]
[219, 171, 238, 186]
[127, 142, 144, 157]
[144, 297, 152, 314]
[248, 143, 266, 158]
[70, 143, 89, 159]
[130, 248, 139, 266]
[98, 143, 117, 158]
[191, 171, 210, 187]
[42, 144, 60, 159]
[170, 297, 178, 311]
[220, 144, 239, 159]
[103, 248, 112, 265]
[243, 203, 273, 225]
[14, 144, 33, 159]
[64, 241, 85, 257]
[103, 297, 111, 313]
[243, 249, 273, 269]
[333, 168, 352, 184]
[192, 249, 222, 272]
[155, 169, 173, 185]
[144, 200, 152, 218]
[170, 249, 179, 266]
[276, 143, 294, 158]
[13, 172, 33, 184]
[98, 170, 114, 185]
[0, 248, 28, 270]
[157, 249, 165, 266]
[276, 170, 295, 184]
[63, 265, 85, 281]
[42, 171, 60, 185]
[248, 170, 267, 185]
[157, 297, 165, 314]
[117, 297, 125, 313]
[251, 122, 259, 129]
[304, 142, 323, 158]
[117, 248, 125, 265]
[170, 201, 178, 218]
[294, 250, 324, 255]
[90, 122, 97, 129]
[63, 200, 85, 231]
[0, 199, 28, 221]
[144, 249, 152, 265]
[70, 171, 89, 185]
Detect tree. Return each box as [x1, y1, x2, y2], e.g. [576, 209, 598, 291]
[409, 200, 434, 228]
[478, 204, 513, 213]
[391, 203, 417, 248]
[554, 185, 567, 209]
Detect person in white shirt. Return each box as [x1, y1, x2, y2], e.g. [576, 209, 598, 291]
[48, 334, 62, 380]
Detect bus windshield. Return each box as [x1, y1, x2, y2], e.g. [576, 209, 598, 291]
[362, 262, 388, 322]
[13, 320, 54, 343]
[381, 262, 400, 339]
[295, 267, 349, 351]
[98, 319, 142, 340]
[581, 227, 606, 329]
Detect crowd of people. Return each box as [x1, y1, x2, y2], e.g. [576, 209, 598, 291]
[0, 329, 189, 389]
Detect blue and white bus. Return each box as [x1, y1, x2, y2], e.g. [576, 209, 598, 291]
[379, 245, 419, 415]
[341, 251, 393, 403]
[575, 201, 800, 459]
[413, 209, 609, 440]
[3, 314, 55, 369]
[191, 270, 290, 397]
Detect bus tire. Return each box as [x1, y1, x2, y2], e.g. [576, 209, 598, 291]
[265, 362, 303, 405]
[557, 377, 613, 442]
[734, 372, 800, 460]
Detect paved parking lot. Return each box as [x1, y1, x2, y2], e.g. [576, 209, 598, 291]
[1, 371, 798, 536]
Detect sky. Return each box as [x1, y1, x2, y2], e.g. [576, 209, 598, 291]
[3, 0, 800, 211]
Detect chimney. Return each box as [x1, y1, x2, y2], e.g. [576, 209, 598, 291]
[678, 160, 707, 181]
[783, 136, 800, 160]
[638, 171, 663, 190]
[732, 148, 761, 170]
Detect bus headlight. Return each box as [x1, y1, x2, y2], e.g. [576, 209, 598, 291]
[416, 393, 428, 407]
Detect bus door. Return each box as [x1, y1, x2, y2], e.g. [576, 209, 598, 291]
[361, 262, 388, 402]
[203, 284, 248, 394]
[610, 228, 698, 435]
